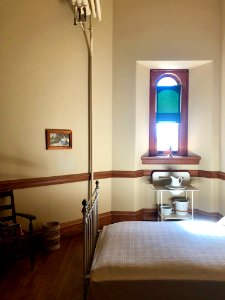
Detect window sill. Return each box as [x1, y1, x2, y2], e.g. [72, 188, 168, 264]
[141, 153, 201, 165]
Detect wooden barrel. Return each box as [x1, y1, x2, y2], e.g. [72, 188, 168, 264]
[42, 221, 60, 251]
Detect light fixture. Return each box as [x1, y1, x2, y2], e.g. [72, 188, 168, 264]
[72, 0, 102, 25]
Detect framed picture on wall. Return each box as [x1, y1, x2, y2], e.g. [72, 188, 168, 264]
[45, 129, 72, 150]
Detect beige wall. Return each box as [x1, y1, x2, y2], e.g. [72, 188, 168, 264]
[219, 0, 225, 214]
[0, 1, 86, 179]
[0, 0, 113, 226]
[112, 0, 221, 212]
[135, 60, 218, 170]
[1, 0, 225, 226]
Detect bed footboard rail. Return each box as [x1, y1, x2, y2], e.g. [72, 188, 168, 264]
[82, 181, 99, 280]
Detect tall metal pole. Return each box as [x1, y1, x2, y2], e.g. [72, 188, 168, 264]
[80, 17, 93, 200]
[88, 19, 93, 199]
[73, 0, 99, 200]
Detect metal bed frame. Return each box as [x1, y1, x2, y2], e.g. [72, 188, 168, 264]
[82, 181, 99, 299]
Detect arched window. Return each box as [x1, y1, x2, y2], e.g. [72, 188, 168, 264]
[149, 69, 188, 156]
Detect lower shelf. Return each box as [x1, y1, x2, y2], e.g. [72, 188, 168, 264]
[158, 212, 192, 221]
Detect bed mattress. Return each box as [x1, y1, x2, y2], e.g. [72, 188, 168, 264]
[88, 221, 225, 300]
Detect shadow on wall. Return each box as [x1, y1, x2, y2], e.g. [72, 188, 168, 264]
[59, 0, 74, 12]
[0, 153, 44, 180]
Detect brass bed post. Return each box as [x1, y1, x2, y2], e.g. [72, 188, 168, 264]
[82, 199, 88, 277]
[82, 181, 99, 299]
[93, 180, 99, 248]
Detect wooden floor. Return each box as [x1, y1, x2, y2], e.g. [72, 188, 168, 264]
[0, 233, 83, 300]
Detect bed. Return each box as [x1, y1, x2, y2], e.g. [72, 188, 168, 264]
[82, 182, 225, 300]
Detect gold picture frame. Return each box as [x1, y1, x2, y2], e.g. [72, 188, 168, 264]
[45, 129, 72, 150]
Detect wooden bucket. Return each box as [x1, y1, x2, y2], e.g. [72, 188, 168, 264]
[42, 221, 60, 251]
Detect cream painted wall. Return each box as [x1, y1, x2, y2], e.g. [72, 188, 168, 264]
[113, 0, 220, 168]
[112, 178, 136, 211]
[134, 177, 155, 211]
[1, 0, 224, 224]
[219, 0, 225, 214]
[112, 0, 221, 212]
[189, 62, 220, 170]
[135, 60, 218, 171]
[197, 178, 219, 212]
[14, 182, 88, 230]
[0, 0, 87, 179]
[221, 0, 225, 172]
[0, 0, 113, 179]
[14, 178, 111, 230]
[92, 0, 113, 172]
[0, 0, 113, 227]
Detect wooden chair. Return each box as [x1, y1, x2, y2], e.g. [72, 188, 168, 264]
[0, 190, 36, 272]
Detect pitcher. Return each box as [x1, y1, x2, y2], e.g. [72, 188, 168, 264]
[170, 176, 183, 187]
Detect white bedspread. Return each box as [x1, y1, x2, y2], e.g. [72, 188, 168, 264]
[90, 221, 225, 282]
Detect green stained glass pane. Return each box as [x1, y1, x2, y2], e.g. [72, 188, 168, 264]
[157, 90, 179, 113]
[156, 85, 181, 123]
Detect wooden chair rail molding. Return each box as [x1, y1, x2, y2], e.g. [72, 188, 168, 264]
[0, 169, 223, 192]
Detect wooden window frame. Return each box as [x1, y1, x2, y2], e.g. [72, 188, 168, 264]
[149, 69, 189, 157]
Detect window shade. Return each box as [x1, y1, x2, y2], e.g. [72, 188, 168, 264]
[156, 85, 181, 122]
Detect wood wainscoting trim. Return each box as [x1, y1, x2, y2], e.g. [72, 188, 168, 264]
[93, 171, 113, 179]
[111, 209, 157, 223]
[219, 171, 225, 180]
[111, 209, 143, 223]
[198, 170, 219, 179]
[111, 170, 144, 178]
[0, 169, 224, 192]
[95, 169, 220, 179]
[60, 218, 83, 238]
[0, 173, 90, 192]
[60, 212, 112, 238]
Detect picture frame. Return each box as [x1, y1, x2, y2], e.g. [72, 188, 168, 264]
[45, 129, 72, 150]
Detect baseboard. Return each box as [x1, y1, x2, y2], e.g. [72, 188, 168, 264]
[194, 209, 223, 222]
[111, 208, 157, 223]
[111, 209, 143, 223]
[56, 209, 223, 237]
[60, 219, 83, 238]
[59, 212, 112, 238]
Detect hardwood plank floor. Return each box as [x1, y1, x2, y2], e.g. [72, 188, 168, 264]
[0, 234, 83, 300]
